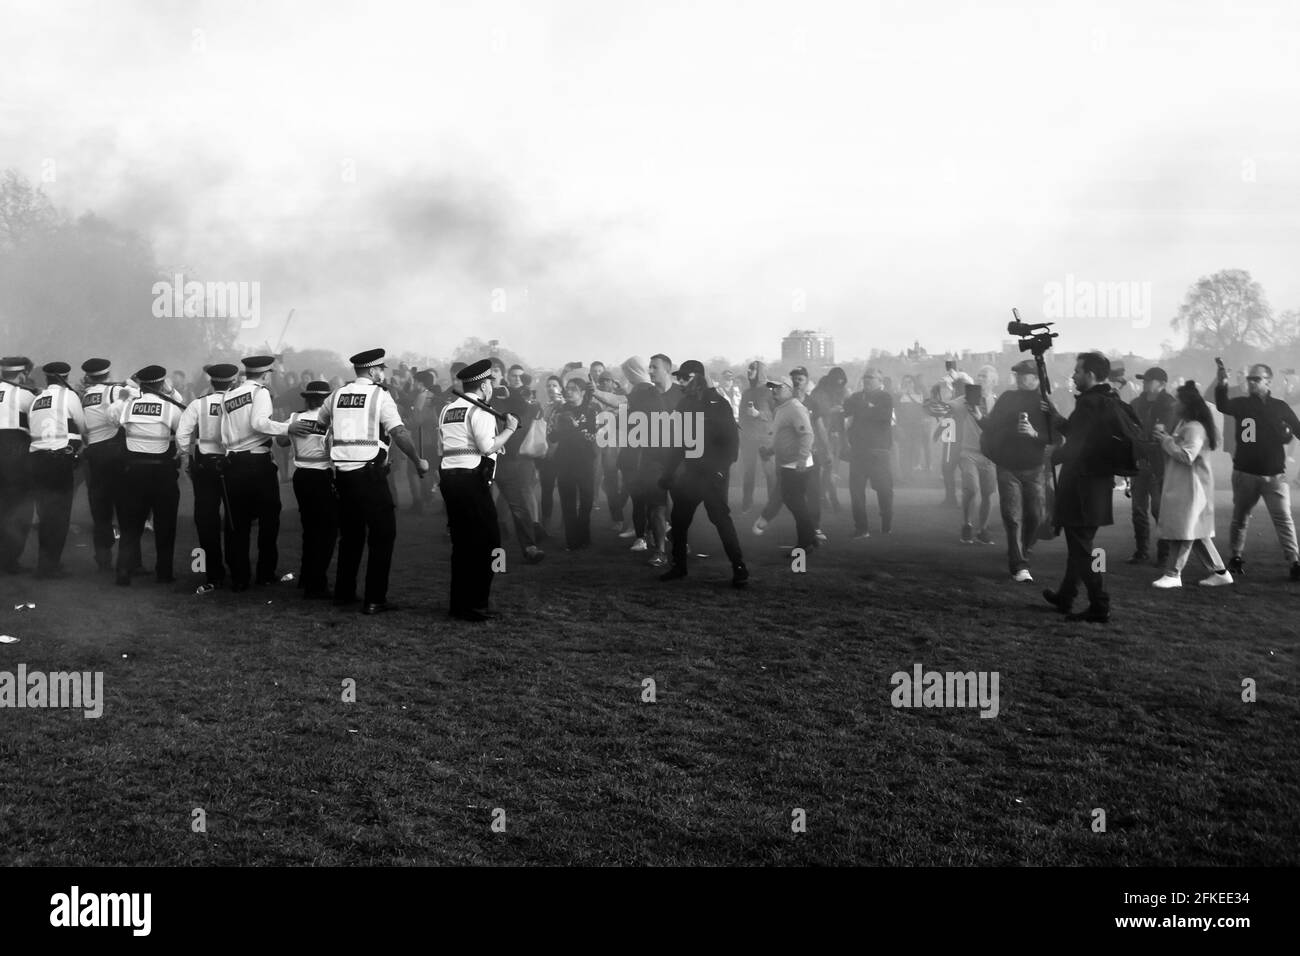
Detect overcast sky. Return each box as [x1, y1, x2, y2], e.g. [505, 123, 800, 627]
[3, 0, 1299, 366]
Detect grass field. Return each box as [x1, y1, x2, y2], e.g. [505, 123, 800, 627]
[1, 466, 1297, 866]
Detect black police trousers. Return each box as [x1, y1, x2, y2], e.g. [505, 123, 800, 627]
[190, 456, 228, 585]
[30, 449, 77, 574]
[293, 467, 338, 597]
[439, 466, 501, 615]
[224, 452, 281, 587]
[84, 438, 125, 568]
[334, 464, 394, 604]
[0, 431, 33, 572]
[117, 454, 180, 581]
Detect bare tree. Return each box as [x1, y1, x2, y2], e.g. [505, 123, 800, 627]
[1170, 269, 1272, 351]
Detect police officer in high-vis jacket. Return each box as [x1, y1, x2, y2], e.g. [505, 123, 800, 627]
[79, 357, 137, 571]
[177, 363, 239, 593]
[438, 359, 519, 622]
[0, 356, 38, 573]
[28, 361, 86, 578]
[116, 365, 187, 586]
[279, 380, 338, 600]
[219, 355, 311, 591]
[317, 349, 428, 614]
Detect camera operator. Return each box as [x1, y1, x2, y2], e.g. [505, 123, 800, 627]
[1041, 351, 1142, 623]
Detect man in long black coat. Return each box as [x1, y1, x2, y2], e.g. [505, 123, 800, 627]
[1042, 351, 1141, 623]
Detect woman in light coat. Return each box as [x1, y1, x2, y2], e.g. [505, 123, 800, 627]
[1153, 382, 1232, 587]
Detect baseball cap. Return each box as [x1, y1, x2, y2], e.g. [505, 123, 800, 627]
[765, 374, 794, 390]
[673, 359, 706, 381]
[1136, 366, 1168, 383]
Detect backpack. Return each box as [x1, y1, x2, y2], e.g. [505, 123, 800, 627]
[1098, 394, 1142, 477]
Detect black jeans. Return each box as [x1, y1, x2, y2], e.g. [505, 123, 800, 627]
[557, 455, 595, 548]
[439, 466, 501, 614]
[849, 448, 894, 534]
[293, 467, 338, 595]
[1130, 461, 1163, 554]
[30, 450, 77, 573]
[1057, 524, 1109, 611]
[760, 464, 817, 548]
[669, 468, 745, 571]
[334, 465, 394, 604]
[494, 457, 538, 553]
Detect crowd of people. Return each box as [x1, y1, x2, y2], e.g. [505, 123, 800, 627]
[2, 345, 1299, 625]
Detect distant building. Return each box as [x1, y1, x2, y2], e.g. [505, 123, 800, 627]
[782, 329, 834, 366]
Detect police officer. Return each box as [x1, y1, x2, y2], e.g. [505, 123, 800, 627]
[219, 355, 310, 591]
[177, 363, 239, 593]
[279, 380, 338, 600]
[438, 359, 519, 622]
[28, 361, 86, 578]
[317, 349, 428, 614]
[116, 366, 186, 586]
[79, 358, 137, 570]
[0, 356, 38, 573]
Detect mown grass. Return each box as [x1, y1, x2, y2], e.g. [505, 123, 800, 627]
[1, 475, 1296, 865]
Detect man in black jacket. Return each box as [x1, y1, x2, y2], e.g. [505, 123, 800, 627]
[658, 360, 748, 587]
[981, 359, 1052, 582]
[1215, 362, 1300, 579]
[1042, 352, 1140, 623]
[1128, 367, 1178, 566]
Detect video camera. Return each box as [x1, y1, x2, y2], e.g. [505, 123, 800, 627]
[1008, 310, 1058, 356]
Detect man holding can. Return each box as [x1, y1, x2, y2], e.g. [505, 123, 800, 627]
[980, 360, 1053, 582]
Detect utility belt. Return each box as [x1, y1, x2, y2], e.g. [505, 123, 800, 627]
[31, 445, 79, 458]
[440, 456, 495, 486]
[126, 449, 180, 470]
[192, 451, 226, 475]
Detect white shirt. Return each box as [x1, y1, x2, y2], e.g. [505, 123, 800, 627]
[0, 380, 36, 434]
[81, 381, 138, 445]
[119, 392, 183, 454]
[438, 395, 497, 470]
[219, 380, 289, 453]
[28, 384, 86, 451]
[317, 378, 403, 472]
[288, 408, 331, 470]
[177, 392, 228, 456]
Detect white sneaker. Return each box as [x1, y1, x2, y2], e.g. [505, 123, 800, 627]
[1012, 569, 1033, 583]
[1198, 571, 1234, 587]
[1152, 574, 1182, 588]
[814, 529, 828, 543]
[629, 537, 647, 552]
[753, 518, 768, 535]
[618, 529, 636, 539]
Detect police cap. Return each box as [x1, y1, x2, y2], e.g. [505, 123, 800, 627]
[242, 355, 276, 373]
[457, 359, 493, 386]
[350, 348, 386, 369]
[206, 363, 239, 382]
[136, 365, 167, 384]
[81, 358, 112, 376]
[42, 361, 72, 377]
